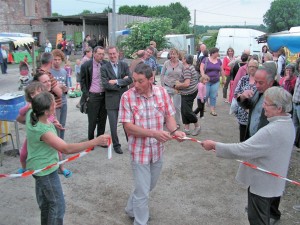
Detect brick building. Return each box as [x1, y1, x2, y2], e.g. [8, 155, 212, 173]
[0, 0, 51, 46]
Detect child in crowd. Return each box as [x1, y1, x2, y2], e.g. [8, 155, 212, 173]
[74, 59, 81, 89]
[64, 60, 73, 87]
[23, 55, 28, 64]
[26, 91, 110, 224]
[193, 74, 210, 119]
[16, 82, 64, 173]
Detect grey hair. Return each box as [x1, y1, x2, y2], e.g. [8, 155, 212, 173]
[134, 62, 153, 79]
[41, 52, 53, 65]
[264, 87, 292, 112]
[184, 54, 194, 65]
[258, 61, 277, 83]
[264, 52, 273, 61]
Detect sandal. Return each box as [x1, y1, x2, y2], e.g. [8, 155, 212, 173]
[62, 169, 73, 178]
[17, 168, 27, 174]
[210, 111, 217, 116]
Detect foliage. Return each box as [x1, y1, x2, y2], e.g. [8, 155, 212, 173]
[118, 18, 172, 58]
[79, 10, 96, 15]
[119, 5, 148, 16]
[118, 2, 190, 30]
[263, 0, 300, 32]
[52, 12, 63, 17]
[102, 7, 112, 13]
[203, 32, 218, 49]
[176, 20, 192, 34]
[194, 25, 267, 36]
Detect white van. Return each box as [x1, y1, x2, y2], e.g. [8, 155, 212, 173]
[215, 28, 265, 58]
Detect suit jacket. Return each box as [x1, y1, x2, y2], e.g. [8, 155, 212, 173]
[80, 58, 108, 98]
[0, 48, 3, 64]
[101, 61, 132, 110]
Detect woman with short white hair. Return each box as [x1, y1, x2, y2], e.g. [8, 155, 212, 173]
[202, 86, 295, 225]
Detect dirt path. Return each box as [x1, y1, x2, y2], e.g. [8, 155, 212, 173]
[0, 71, 299, 225]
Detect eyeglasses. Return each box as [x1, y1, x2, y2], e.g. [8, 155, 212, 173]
[248, 66, 258, 69]
[263, 101, 276, 107]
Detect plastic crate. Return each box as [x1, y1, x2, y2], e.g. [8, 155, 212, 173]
[0, 93, 26, 121]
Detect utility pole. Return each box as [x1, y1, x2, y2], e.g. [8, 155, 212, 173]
[111, 0, 116, 46]
[194, 9, 196, 34]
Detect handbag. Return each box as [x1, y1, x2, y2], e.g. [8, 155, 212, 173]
[79, 95, 88, 114]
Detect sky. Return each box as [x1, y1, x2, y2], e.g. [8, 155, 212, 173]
[51, 0, 273, 26]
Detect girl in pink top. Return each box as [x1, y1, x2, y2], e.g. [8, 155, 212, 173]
[193, 75, 210, 119]
[64, 60, 73, 87]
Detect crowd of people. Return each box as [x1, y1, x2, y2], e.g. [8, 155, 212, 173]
[14, 38, 300, 225]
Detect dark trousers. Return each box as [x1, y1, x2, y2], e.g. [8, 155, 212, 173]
[1, 58, 7, 74]
[87, 93, 107, 140]
[194, 99, 205, 118]
[107, 109, 121, 149]
[223, 76, 231, 98]
[239, 124, 247, 142]
[181, 91, 198, 125]
[248, 188, 281, 225]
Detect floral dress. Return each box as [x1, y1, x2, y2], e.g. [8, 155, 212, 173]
[234, 75, 257, 125]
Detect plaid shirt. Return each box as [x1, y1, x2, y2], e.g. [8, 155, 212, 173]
[118, 85, 175, 164]
[293, 76, 300, 103]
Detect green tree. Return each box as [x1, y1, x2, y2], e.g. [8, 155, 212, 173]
[144, 3, 190, 29]
[118, 3, 191, 30]
[203, 32, 218, 49]
[79, 10, 95, 15]
[103, 7, 112, 13]
[52, 12, 63, 17]
[263, 0, 300, 32]
[118, 18, 172, 58]
[119, 5, 149, 16]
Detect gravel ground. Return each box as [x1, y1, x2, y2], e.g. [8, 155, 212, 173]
[0, 63, 299, 225]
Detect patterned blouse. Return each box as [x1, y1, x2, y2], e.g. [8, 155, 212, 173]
[234, 75, 257, 125]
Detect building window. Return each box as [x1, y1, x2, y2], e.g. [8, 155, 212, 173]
[24, 0, 35, 17]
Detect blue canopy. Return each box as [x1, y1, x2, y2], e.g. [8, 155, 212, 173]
[257, 27, 300, 54]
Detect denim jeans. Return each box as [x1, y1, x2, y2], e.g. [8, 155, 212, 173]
[293, 103, 300, 131]
[56, 103, 67, 140]
[67, 77, 72, 87]
[33, 170, 65, 225]
[206, 81, 220, 107]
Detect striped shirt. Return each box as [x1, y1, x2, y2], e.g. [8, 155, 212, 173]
[179, 65, 198, 95]
[118, 85, 175, 164]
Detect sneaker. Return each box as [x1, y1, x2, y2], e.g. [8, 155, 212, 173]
[200, 116, 204, 119]
[184, 129, 191, 135]
[293, 204, 300, 211]
[192, 126, 201, 136]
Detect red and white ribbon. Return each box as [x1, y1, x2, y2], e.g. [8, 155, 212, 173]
[0, 138, 113, 179]
[172, 136, 300, 187]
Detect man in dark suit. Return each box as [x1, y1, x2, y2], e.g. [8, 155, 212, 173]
[80, 46, 108, 142]
[101, 46, 132, 154]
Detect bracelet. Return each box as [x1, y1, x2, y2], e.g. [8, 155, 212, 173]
[170, 127, 179, 135]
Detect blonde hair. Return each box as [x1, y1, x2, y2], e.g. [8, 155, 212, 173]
[200, 74, 210, 83]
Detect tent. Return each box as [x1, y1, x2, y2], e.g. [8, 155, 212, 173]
[0, 32, 34, 48]
[257, 27, 300, 54]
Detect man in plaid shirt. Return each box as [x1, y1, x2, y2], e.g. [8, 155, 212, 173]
[119, 63, 185, 225]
